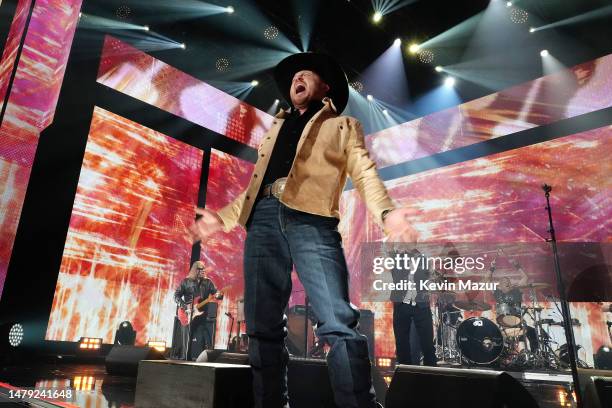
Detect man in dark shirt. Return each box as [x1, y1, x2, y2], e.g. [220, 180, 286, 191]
[174, 261, 222, 360]
[258, 100, 323, 190]
[388, 247, 436, 366]
[190, 53, 418, 408]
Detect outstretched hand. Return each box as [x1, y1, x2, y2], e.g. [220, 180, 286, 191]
[188, 207, 224, 243]
[383, 208, 420, 243]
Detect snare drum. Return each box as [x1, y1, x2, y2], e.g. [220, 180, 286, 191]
[496, 302, 522, 327]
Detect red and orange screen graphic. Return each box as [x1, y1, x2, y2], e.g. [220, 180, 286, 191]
[341, 126, 612, 359]
[45, 32, 611, 368]
[46, 107, 202, 344]
[0, 0, 82, 298]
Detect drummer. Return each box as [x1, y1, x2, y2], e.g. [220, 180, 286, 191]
[488, 259, 539, 351]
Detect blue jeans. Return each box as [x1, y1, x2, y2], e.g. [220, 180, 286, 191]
[244, 196, 377, 408]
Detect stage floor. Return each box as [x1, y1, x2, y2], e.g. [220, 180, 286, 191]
[0, 361, 575, 407]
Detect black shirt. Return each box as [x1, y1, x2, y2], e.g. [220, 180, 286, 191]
[259, 101, 323, 190]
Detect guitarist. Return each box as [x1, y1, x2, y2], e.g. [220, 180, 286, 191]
[174, 261, 223, 360]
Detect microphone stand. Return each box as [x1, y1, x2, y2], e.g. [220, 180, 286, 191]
[542, 184, 582, 407]
[185, 300, 195, 361]
[304, 296, 310, 358]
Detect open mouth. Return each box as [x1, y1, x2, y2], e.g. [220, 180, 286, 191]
[294, 83, 306, 95]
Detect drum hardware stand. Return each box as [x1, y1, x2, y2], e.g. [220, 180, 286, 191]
[542, 184, 582, 407]
[226, 312, 234, 351]
[434, 294, 460, 365]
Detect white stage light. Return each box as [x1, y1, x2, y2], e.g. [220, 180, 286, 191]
[8, 324, 23, 347]
[251, 80, 259, 87]
[366, 94, 374, 101]
[226, 6, 235, 14]
[373, 12, 382, 23]
[435, 66, 443, 72]
[393, 38, 401, 47]
[444, 77, 456, 87]
[540, 49, 549, 57]
[408, 43, 420, 54]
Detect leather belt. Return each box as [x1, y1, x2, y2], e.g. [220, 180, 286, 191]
[260, 177, 287, 199]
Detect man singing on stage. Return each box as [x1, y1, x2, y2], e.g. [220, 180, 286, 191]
[190, 53, 417, 408]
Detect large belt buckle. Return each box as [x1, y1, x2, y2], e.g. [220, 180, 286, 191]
[271, 177, 287, 199]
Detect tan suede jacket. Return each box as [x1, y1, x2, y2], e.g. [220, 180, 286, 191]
[216, 97, 395, 231]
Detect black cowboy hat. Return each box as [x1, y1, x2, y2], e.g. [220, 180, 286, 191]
[274, 52, 349, 113]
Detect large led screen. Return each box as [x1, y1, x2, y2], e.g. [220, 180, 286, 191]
[46, 107, 203, 344]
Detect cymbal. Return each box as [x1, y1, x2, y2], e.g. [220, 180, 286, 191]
[455, 300, 491, 312]
[522, 306, 545, 311]
[516, 282, 551, 290]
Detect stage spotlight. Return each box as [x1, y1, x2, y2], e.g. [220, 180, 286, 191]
[434, 65, 443, 72]
[264, 25, 279, 40]
[382, 109, 389, 115]
[540, 49, 549, 57]
[506, 1, 512, 7]
[377, 357, 393, 367]
[595, 345, 612, 369]
[444, 76, 456, 87]
[275, 98, 279, 103]
[251, 80, 259, 87]
[372, 12, 382, 24]
[408, 43, 420, 54]
[180, 43, 186, 50]
[366, 94, 374, 101]
[393, 38, 401, 47]
[116, 5, 131, 19]
[349, 80, 364, 93]
[143, 25, 150, 31]
[79, 12, 82, 18]
[8, 323, 24, 347]
[216, 57, 230, 72]
[418, 50, 434, 64]
[510, 8, 529, 24]
[78, 337, 102, 354]
[529, 27, 535, 33]
[226, 6, 234, 14]
[114, 321, 136, 345]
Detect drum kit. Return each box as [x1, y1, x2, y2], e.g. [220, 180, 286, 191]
[433, 282, 587, 370]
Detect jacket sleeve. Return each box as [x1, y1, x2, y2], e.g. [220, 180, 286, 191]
[216, 190, 247, 232]
[174, 281, 185, 307]
[345, 118, 396, 226]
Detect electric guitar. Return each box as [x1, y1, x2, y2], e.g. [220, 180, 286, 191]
[177, 286, 230, 327]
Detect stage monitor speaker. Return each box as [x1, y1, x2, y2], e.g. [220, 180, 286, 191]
[386, 365, 538, 408]
[105, 345, 165, 377]
[584, 377, 612, 408]
[288, 357, 335, 408]
[579, 369, 612, 408]
[197, 349, 250, 365]
[287, 356, 387, 408]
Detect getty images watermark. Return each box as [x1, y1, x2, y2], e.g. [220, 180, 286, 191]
[358, 242, 564, 302]
[371, 249, 498, 292]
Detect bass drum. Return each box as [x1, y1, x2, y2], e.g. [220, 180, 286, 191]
[456, 317, 504, 365]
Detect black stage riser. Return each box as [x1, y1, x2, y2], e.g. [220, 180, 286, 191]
[134, 353, 388, 408]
